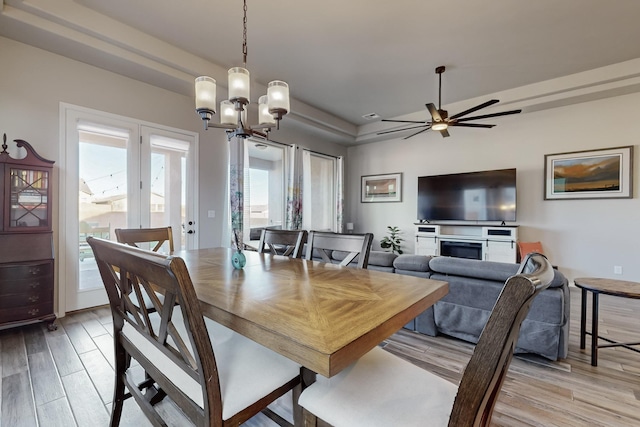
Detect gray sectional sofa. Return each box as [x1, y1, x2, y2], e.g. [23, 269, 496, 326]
[329, 250, 570, 361]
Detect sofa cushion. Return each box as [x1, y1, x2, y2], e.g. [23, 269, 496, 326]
[393, 255, 432, 273]
[430, 273, 565, 325]
[429, 256, 568, 289]
[367, 250, 398, 267]
[429, 257, 518, 282]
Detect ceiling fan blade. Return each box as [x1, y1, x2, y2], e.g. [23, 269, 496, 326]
[426, 103, 442, 122]
[377, 125, 429, 136]
[449, 99, 500, 120]
[381, 119, 428, 124]
[439, 128, 450, 138]
[449, 122, 495, 128]
[454, 109, 522, 123]
[403, 127, 431, 140]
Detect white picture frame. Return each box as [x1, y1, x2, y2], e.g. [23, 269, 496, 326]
[361, 173, 402, 203]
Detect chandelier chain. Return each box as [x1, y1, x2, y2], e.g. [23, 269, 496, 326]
[242, 0, 248, 67]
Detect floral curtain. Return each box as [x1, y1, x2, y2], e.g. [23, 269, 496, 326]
[285, 144, 303, 230]
[336, 156, 344, 232]
[228, 136, 244, 250]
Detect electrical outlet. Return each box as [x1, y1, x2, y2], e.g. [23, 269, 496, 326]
[207, 210, 215, 218]
[614, 265, 623, 275]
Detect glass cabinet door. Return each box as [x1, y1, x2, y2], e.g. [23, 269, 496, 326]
[9, 167, 50, 229]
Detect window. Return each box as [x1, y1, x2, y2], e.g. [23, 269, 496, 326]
[244, 140, 287, 242]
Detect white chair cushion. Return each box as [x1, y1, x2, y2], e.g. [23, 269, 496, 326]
[122, 306, 300, 421]
[298, 346, 458, 427]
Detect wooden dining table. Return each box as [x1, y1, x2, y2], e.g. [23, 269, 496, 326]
[178, 247, 449, 378]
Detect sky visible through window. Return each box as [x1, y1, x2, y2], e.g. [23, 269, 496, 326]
[249, 168, 268, 205]
[79, 142, 166, 199]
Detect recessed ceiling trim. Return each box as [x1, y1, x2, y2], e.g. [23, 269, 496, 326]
[0, 0, 357, 143]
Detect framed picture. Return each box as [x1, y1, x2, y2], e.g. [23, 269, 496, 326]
[544, 146, 634, 200]
[361, 173, 402, 203]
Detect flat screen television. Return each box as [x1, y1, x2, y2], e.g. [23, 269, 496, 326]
[417, 168, 516, 222]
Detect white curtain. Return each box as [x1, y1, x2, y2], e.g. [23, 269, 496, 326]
[301, 150, 313, 230]
[302, 150, 342, 232]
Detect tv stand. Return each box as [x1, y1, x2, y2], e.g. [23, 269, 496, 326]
[414, 223, 518, 263]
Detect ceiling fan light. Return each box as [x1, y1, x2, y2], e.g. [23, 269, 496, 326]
[432, 121, 448, 131]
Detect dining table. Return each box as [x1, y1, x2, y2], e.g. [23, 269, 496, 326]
[178, 247, 448, 379]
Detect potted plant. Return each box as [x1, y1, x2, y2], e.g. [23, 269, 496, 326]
[380, 226, 404, 255]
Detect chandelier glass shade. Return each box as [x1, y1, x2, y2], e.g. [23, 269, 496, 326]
[194, 0, 289, 139]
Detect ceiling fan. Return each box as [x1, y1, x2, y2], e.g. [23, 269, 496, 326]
[379, 66, 522, 139]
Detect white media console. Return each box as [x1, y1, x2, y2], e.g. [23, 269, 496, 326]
[415, 223, 518, 263]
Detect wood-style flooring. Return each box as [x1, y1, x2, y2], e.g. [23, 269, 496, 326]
[1, 287, 639, 426]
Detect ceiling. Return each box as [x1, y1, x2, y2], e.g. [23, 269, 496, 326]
[3, 0, 640, 143]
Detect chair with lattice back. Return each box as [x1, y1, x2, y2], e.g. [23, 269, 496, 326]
[87, 236, 301, 427]
[114, 226, 174, 254]
[257, 229, 307, 258]
[305, 231, 373, 269]
[114, 226, 178, 311]
[298, 252, 555, 427]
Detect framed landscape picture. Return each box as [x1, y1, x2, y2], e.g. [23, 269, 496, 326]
[361, 173, 402, 203]
[544, 146, 633, 200]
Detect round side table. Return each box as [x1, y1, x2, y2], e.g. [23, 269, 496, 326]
[574, 277, 640, 366]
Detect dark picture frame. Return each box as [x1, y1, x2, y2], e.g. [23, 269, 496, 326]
[361, 173, 402, 203]
[544, 146, 633, 200]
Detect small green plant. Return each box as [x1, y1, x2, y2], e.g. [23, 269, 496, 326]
[380, 226, 404, 254]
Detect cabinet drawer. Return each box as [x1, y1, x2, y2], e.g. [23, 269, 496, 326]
[0, 302, 54, 324]
[0, 275, 53, 296]
[0, 289, 53, 309]
[0, 262, 53, 281]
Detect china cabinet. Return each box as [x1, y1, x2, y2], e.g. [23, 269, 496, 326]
[0, 134, 56, 330]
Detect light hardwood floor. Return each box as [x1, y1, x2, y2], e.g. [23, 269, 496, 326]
[1, 287, 639, 426]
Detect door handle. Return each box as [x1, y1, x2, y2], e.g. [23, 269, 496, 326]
[183, 221, 195, 235]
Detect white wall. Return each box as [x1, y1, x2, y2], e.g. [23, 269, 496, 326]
[347, 92, 640, 282]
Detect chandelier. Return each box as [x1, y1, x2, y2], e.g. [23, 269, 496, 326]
[194, 0, 290, 139]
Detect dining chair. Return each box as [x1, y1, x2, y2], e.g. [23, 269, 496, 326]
[87, 236, 302, 427]
[298, 252, 555, 427]
[114, 226, 174, 254]
[257, 229, 307, 258]
[114, 226, 177, 311]
[305, 231, 373, 269]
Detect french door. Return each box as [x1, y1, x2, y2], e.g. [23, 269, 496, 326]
[60, 105, 198, 313]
